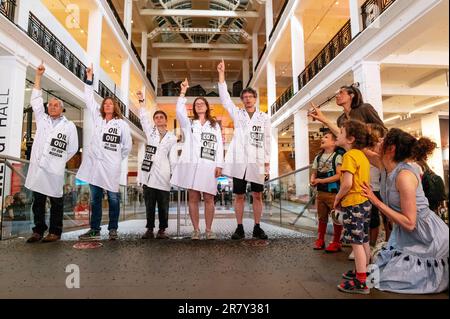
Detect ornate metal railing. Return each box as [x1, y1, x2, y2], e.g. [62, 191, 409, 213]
[270, 84, 294, 115]
[98, 81, 143, 130]
[27, 13, 87, 83]
[131, 41, 145, 71]
[106, 0, 128, 39]
[254, 44, 266, 71]
[269, 0, 289, 40]
[0, 0, 16, 22]
[128, 110, 143, 131]
[146, 72, 156, 91]
[361, 0, 396, 30]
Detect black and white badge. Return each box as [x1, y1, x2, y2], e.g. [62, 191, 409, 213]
[141, 145, 157, 172]
[48, 133, 68, 158]
[102, 126, 121, 152]
[200, 132, 217, 161]
[249, 125, 264, 149]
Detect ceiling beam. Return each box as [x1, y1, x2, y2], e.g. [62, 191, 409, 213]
[382, 86, 449, 97]
[382, 52, 449, 69]
[139, 9, 259, 18]
[409, 69, 448, 88]
[152, 43, 248, 50]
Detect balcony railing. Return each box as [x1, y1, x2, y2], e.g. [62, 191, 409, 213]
[361, 0, 396, 30]
[98, 81, 142, 131]
[131, 41, 145, 71]
[0, 0, 16, 22]
[105, 0, 128, 39]
[268, 0, 289, 40]
[270, 84, 294, 115]
[27, 13, 87, 83]
[254, 44, 266, 71]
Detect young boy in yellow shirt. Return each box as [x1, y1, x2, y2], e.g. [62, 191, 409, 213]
[334, 120, 376, 294]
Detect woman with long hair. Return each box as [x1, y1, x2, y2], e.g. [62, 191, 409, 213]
[361, 128, 448, 294]
[309, 85, 385, 137]
[76, 64, 132, 241]
[170, 79, 224, 240]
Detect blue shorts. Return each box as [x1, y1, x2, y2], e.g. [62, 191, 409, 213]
[342, 200, 372, 245]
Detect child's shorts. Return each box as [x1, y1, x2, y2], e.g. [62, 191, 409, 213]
[342, 200, 372, 245]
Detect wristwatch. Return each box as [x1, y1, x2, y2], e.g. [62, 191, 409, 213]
[138, 99, 145, 103]
[180, 93, 185, 97]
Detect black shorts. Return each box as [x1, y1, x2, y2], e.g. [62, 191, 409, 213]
[233, 177, 264, 194]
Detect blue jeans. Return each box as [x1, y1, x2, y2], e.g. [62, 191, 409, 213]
[89, 184, 120, 231]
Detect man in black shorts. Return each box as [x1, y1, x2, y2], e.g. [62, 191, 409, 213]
[218, 59, 271, 240]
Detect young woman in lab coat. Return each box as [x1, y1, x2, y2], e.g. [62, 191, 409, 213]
[136, 91, 178, 239]
[76, 64, 132, 241]
[170, 79, 224, 240]
[25, 62, 79, 243]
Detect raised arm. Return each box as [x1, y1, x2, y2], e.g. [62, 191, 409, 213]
[30, 61, 47, 124]
[176, 78, 190, 128]
[217, 59, 238, 121]
[168, 137, 179, 175]
[84, 63, 101, 119]
[66, 123, 79, 161]
[136, 91, 154, 139]
[308, 103, 340, 136]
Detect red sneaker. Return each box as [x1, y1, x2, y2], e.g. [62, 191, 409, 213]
[325, 242, 342, 253]
[313, 238, 325, 250]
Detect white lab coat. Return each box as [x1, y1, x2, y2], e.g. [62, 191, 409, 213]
[170, 97, 224, 195]
[25, 89, 79, 198]
[218, 82, 270, 185]
[76, 84, 132, 193]
[138, 107, 178, 191]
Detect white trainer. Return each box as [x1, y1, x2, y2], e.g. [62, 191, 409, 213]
[205, 230, 216, 240]
[191, 230, 200, 240]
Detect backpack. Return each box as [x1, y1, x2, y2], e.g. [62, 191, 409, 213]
[315, 147, 345, 193]
[421, 168, 447, 211]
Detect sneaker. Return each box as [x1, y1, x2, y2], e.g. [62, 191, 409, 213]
[156, 229, 169, 239]
[141, 229, 154, 239]
[253, 225, 268, 240]
[42, 233, 60, 243]
[337, 278, 370, 295]
[109, 229, 118, 241]
[313, 238, 325, 250]
[325, 242, 342, 253]
[78, 229, 101, 241]
[231, 226, 245, 240]
[205, 230, 216, 240]
[342, 270, 371, 281]
[26, 232, 43, 243]
[348, 251, 355, 260]
[191, 230, 200, 240]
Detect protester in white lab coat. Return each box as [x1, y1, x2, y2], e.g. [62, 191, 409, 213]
[136, 91, 178, 239]
[170, 79, 224, 240]
[25, 62, 78, 243]
[76, 64, 132, 241]
[217, 59, 270, 240]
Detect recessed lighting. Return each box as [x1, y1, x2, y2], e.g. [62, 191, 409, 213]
[106, 60, 110, 64]
[335, 1, 339, 4]
[200, 65, 202, 68]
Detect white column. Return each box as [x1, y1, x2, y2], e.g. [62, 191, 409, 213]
[353, 61, 383, 119]
[265, 0, 274, 44]
[141, 32, 148, 71]
[123, 0, 133, 43]
[290, 14, 305, 93]
[254, 87, 260, 111]
[421, 112, 444, 178]
[349, 0, 363, 38]
[294, 109, 309, 196]
[242, 58, 250, 88]
[151, 57, 159, 93]
[270, 125, 278, 179]
[0, 57, 27, 158]
[266, 58, 276, 117]
[136, 142, 145, 184]
[121, 58, 131, 117]
[252, 31, 259, 70]
[87, 7, 103, 89]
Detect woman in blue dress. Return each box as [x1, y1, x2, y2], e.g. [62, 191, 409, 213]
[362, 128, 448, 294]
